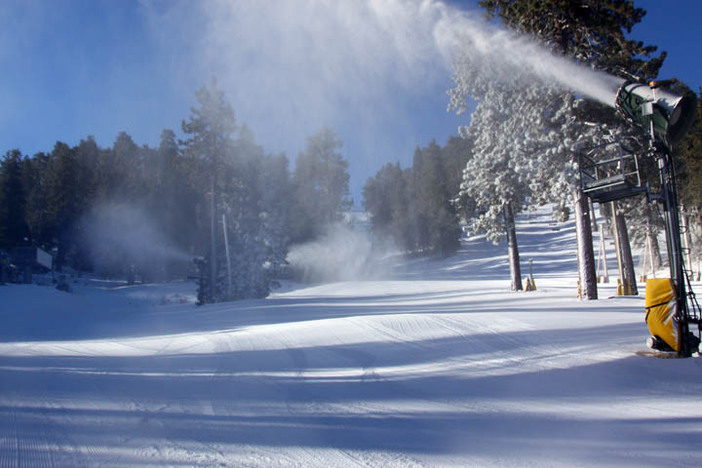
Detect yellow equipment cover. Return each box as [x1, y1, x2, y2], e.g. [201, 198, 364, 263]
[645, 278, 679, 351]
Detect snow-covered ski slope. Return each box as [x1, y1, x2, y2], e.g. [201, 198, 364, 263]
[1, 206, 701, 467]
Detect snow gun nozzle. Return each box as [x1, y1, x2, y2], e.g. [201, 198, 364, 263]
[614, 80, 697, 150]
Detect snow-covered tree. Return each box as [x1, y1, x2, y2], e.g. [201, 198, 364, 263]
[450, 65, 553, 291]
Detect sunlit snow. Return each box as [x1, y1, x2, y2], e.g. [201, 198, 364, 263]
[1, 206, 701, 467]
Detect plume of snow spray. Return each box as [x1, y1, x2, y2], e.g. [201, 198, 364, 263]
[429, 3, 624, 106]
[153, 0, 623, 120]
[84, 203, 191, 277]
[286, 223, 392, 283]
[143, 0, 625, 186]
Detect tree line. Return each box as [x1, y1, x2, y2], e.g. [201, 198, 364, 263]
[0, 79, 352, 302]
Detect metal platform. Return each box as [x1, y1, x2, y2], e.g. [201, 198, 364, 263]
[579, 142, 648, 203]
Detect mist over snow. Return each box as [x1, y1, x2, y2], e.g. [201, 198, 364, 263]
[83, 203, 190, 276]
[286, 222, 394, 283]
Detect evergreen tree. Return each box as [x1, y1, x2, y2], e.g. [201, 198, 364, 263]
[677, 88, 702, 210]
[290, 128, 352, 244]
[22, 151, 51, 248]
[674, 87, 702, 275]
[44, 142, 92, 269]
[182, 79, 283, 302]
[363, 140, 463, 258]
[454, 82, 532, 291]
[442, 135, 474, 199]
[74, 137, 100, 201]
[411, 141, 461, 257]
[363, 162, 407, 242]
[259, 152, 292, 279]
[143, 129, 199, 280]
[182, 78, 237, 303]
[0, 150, 30, 249]
[223, 126, 270, 300]
[112, 132, 148, 202]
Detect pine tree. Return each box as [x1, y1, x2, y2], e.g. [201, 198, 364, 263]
[452, 78, 537, 291]
[144, 129, 199, 280]
[675, 88, 702, 274]
[22, 151, 51, 248]
[0, 150, 30, 249]
[290, 128, 352, 244]
[677, 88, 702, 209]
[259, 152, 292, 280]
[442, 136, 474, 199]
[182, 78, 237, 303]
[223, 126, 271, 299]
[182, 80, 284, 301]
[412, 141, 461, 257]
[45, 142, 92, 269]
[363, 140, 463, 258]
[111, 132, 145, 202]
[363, 162, 407, 243]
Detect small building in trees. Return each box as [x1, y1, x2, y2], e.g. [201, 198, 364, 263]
[9, 246, 53, 284]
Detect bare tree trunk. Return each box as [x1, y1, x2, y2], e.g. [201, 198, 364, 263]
[210, 176, 218, 302]
[643, 201, 662, 272]
[681, 206, 693, 276]
[504, 202, 523, 291]
[573, 188, 598, 300]
[613, 203, 638, 295]
[597, 224, 609, 283]
[222, 213, 232, 299]
[588, 197, 598, 232]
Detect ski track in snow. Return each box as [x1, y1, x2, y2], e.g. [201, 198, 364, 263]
[1, 206, 702, 467]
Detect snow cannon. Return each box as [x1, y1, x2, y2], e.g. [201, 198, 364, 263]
[580, 79, 702, 357]
[645, 278, 680, 352]
[645, 278, 701, 354]
[614, 81, 697, 150]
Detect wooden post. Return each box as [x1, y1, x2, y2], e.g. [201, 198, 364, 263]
[222, 213, 232, 299]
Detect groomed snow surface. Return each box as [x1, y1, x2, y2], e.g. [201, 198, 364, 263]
[1, 207, 701, 467]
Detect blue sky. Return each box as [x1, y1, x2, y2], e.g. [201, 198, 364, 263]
[1, 0, 700, 203]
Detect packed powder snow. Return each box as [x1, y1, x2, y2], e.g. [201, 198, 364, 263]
[1, 205, 701, 467]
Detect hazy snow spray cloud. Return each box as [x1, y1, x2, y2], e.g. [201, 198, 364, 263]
[84, 203, 191, 276]
[430, 5, 624, 106]
[286, 222, 393, 283]
[143, 0, 624, 199]
[151, 0, 623, 129]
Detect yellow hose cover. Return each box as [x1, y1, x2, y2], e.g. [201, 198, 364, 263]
[645, 278, 679, 351]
